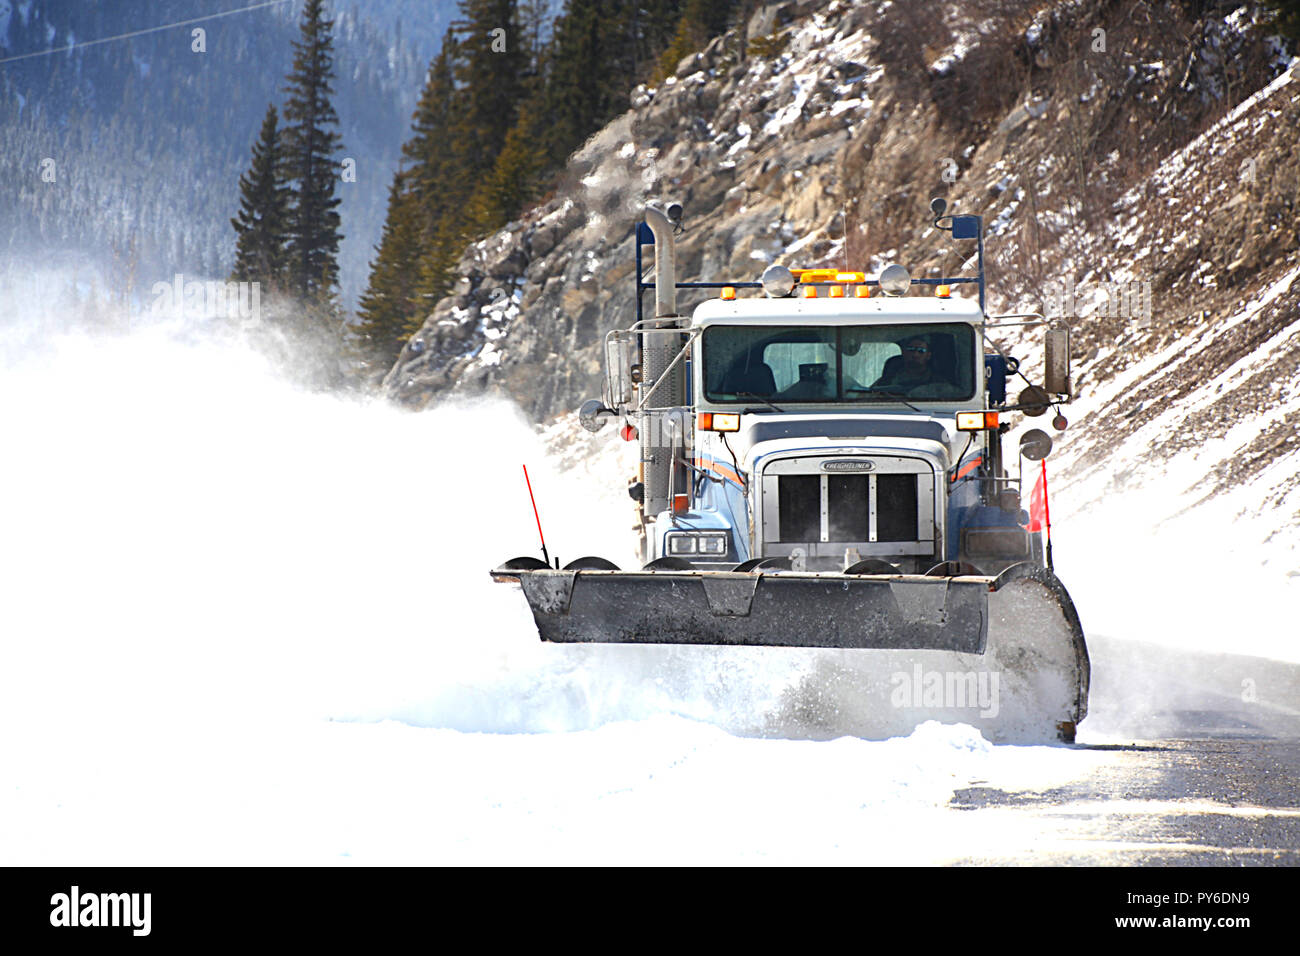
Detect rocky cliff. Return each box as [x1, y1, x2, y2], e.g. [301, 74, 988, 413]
[384, 0, 1298, 522]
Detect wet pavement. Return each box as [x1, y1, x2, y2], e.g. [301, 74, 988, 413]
[948, 635, 1300, 865]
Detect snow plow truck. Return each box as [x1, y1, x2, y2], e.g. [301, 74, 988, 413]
[493, 199, 1089, 743]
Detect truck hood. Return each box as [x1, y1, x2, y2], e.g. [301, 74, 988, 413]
[742, 434, 954, 477]
[729, 413, 961, 465]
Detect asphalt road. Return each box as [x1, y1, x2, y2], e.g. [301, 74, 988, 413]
[949, 635, 1300, 864]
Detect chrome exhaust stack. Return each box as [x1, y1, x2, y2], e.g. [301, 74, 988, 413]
[640, 202, 686, 518]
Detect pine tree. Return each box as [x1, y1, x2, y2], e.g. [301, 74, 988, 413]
[230, 104, 290, 289]
[353, 30, 468, 369]
[416, 218, 465, 314]
[470, 105, 547, 230]
[543, 0, 605, 166]
[640, 0, 688, 64]
[405, 35, 467, 315]
[354, 178, 426, 366]
[451, 1, 526, 178]
[403, 33, 463, 235]
[281, 0, 345, 303]
[658, 0, 737, 79]
[540, 0, 690, 167]
[518, 0, 552, 71]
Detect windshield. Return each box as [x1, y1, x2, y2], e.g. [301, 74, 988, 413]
[702, 323, 977, 403]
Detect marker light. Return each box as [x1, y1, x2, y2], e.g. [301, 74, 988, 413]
[699, 412, 740, 432]
[802, 286, 818, 298]
[829, 285, 844, 298]
[936, 284, 951, 298]
[956, 411, 1000, 431]
[855, 287, 871, 298]
[720, 286, 736, 300]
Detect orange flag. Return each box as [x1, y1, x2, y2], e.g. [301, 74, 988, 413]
[1025, 460, 1049, 533]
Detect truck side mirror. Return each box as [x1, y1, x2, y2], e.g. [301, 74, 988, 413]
[579, 399, 610, 433]
[606, 331, 637, 407]
[1019, 428, 1053, 461]
[1044, 324, 1071, 396]
[950, 215, 980, 240]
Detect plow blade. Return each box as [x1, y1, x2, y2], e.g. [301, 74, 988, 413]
[493, 561, 1089, 743]
[493, 567, 989, 651]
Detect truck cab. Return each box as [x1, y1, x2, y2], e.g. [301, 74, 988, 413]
[645, 285, 1029, 574]
[581, 200, 1069, 580]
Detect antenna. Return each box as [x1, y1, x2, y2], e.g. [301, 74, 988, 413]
[522, 464, 552, 568]
[843, 205, 849, 272]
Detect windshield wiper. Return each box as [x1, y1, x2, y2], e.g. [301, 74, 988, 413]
[846, 387, 922, 413]
[736, 391, 784, 412]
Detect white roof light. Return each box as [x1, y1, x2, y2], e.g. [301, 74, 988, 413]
[879, 263, 911, 296]
[761, 264, 796, 298]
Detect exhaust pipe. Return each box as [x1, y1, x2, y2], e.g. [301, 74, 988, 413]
[640, 202, 686, 519]
[644, 203, 682, 318]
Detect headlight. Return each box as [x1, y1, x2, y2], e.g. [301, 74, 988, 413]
[698, 535, 727, 554]
[667, 532, 728, 556]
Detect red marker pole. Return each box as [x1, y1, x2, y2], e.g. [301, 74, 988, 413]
[522, 464, 552, 568]
[1041, 458, 1053, 571]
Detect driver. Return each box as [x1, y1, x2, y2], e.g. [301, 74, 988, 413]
[872, 335, 935, 390]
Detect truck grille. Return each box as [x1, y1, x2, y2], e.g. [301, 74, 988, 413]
[777, 475, 819, 542]
[774, 473, 919, 543]
[760, 455, 937, 558]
